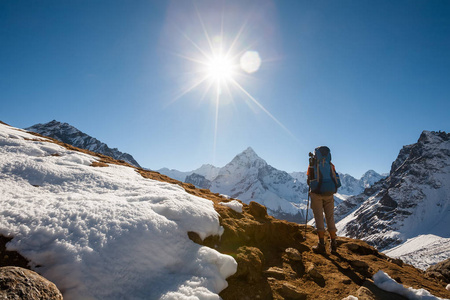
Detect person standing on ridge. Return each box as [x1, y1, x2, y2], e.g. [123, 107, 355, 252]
[307, 146, 341, 254]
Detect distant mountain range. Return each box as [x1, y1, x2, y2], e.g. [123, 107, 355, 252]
[335, 130, 450, 269]
[26, 120, 141, 168]
[158, 147, 385, 222]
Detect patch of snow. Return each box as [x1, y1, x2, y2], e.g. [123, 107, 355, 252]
[373, 270, 446, 300]
[384, 234, 450, 270]
[341, 296, 358, 300]
[0, 123, 237, 300]
[219, 200, 243, 213]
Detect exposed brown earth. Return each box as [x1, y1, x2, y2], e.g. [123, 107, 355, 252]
[1, 123, 450, 299]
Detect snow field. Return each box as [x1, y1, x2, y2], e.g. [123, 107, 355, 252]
[384, 234, 450, 270]
[0, 124, 237, 299]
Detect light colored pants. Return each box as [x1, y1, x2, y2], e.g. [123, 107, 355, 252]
[310, 193, 337, 233]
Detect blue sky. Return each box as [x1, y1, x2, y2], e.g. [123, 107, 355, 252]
[1, 0, 449, 178]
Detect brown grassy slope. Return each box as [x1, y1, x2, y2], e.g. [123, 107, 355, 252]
[2, 124, 450, 299]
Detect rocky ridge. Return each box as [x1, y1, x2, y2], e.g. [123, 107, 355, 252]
[26, 120, 141, 168]
[336, 131, 450, 260]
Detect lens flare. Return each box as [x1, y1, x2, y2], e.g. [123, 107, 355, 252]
[240, 51, 261, 74]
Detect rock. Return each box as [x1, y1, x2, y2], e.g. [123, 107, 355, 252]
[356, 286, 376, 300]
[284, 247, 305, 276]
[387, 257, 404, 267]
[280, 283, 307, 300]
[345, 242, 378, 255]
[426, 258, 450, 283]
[345, 243, 360, 252]
[234, 246, 265, 283]
[0, 266, 63, 300]
[264, 267, 285, 280]
[351, 260, 369, 270]
[285, 248, 302, 261]
[342, 279, 352, 285]
[306, 263, 325, 287]
[427, 271, 446, 282]
[248, 201, 268, 219]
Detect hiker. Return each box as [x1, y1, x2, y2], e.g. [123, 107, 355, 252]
[307, 146, 341, 253]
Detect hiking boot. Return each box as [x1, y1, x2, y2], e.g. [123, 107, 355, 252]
[312, 241, 326, 254]
[330, 239, 337, 253]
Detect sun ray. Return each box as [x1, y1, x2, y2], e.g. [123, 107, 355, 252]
[178, 29, 213, 61]
[194, 3, 216, 55]
[230, 78, 299, 141]
[225, 20, 249, 59]
[167, 74, 211, 107]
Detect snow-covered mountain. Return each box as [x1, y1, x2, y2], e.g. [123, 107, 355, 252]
[158, 164, 220, 182]
[208, 147, 309, 222]
[0, 122, 236, 299]
[336, 130, 450, 269]
[161, 148, 384, 223]
[178, 148, 310, 222]
[26, 120, 141, 168]
[290, 169, 386, 196]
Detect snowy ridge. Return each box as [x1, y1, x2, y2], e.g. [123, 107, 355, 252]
[336, 131, 450, 269]
[0, 123, 237, 299]
[26, 120, 141, 168]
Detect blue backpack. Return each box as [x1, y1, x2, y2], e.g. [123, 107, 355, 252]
[308, 146, 341, 195]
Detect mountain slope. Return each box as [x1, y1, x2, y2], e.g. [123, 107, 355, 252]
[336, 131, 450, 269]
[26, 120, 141, 168]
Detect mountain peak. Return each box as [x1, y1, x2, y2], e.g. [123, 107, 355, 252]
[25, 121, 141, 168]
[230, 147, 266, 168]
[238, 147, 259, 159]
[419, 130, 449, 144]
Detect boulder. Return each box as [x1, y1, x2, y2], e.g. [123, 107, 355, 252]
[427, 258, 450, 283]
[248, 201, 268, 219]
[285, 248, 302, 261]
[0, 266, 62, 300]
[233, 246, 264, 283]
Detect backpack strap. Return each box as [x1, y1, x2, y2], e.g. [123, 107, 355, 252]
[315, 158, 323, 193]
[330, 163, 338, 193]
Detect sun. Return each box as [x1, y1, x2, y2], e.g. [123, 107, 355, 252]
[206, 53, 235, 83]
